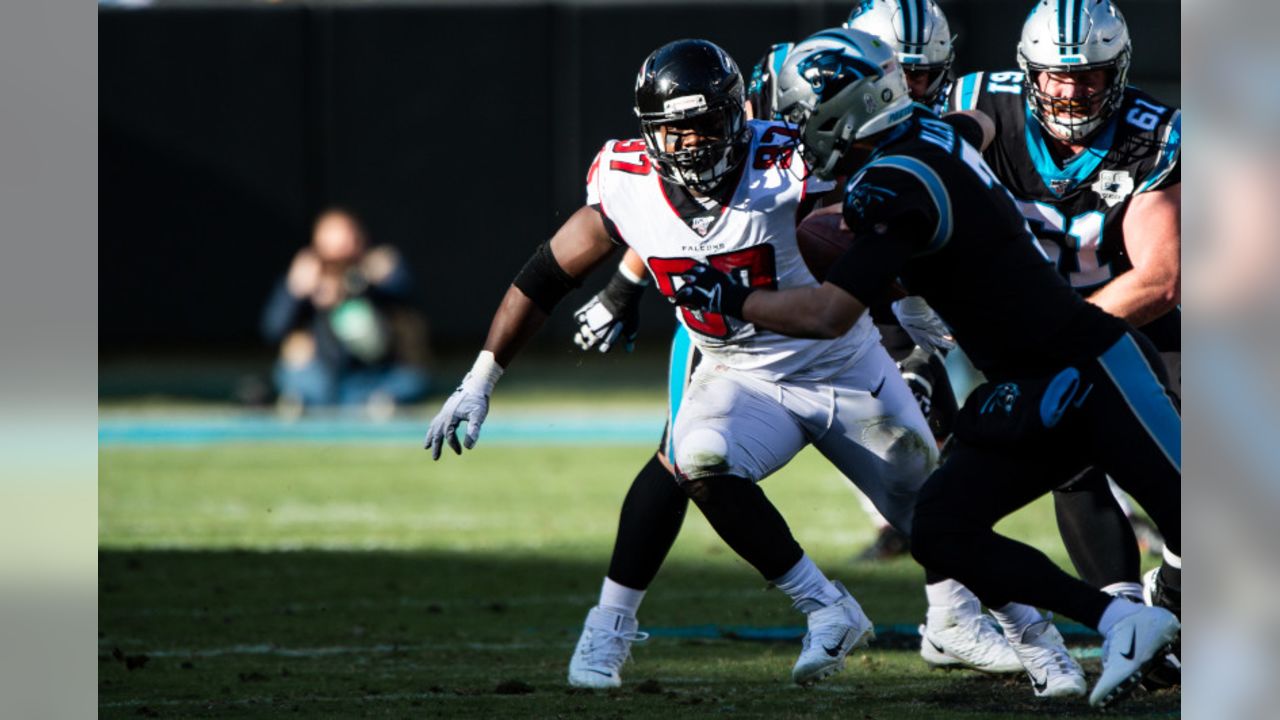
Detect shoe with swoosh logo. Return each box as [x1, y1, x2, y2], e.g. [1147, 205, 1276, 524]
[1089, 606, 1180, 708]
[1008, 618, 1086, 698]
[919, 609, 1023, 673]
[567, 607, 650, 689]
[791, 581, 875, 686]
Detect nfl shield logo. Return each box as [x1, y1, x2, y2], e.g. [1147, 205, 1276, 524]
[1091, 170, 1134, 207]
[691, 216, 714, 236]
[1050, 178, 1075, 195]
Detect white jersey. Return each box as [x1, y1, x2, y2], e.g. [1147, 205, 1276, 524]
[586, 120, 880, 382]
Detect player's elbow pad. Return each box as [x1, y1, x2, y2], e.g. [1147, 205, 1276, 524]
[513, 241, 582, 314]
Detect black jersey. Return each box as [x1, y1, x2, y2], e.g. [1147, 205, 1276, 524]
[950, 71, 1182, 349]
[825, 108, 1128, 379]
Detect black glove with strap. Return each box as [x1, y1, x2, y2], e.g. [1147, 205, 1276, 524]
[673, 263, 755, 319]
[573, 266, 646, 353]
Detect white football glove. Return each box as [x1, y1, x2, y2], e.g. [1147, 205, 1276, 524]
[573, 295, 630, 353]
[572, 264, 646, 353]
[891, 296, 955, 355]
[424, 351, 503, 460]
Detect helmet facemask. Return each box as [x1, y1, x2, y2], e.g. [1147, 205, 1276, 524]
[902, 48, 955, 107]
[1021, 50, 1130, 144]
[845, 0, 956, 108]
[639, 100, 750, 194]
[1016, 0, 1133, 145]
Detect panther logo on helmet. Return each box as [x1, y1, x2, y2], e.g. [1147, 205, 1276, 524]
[797, 50, 883, 102]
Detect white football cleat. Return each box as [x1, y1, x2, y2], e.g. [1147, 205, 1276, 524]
[567, 607, 649, 689]
[919, 610, 1023, 673]
[791, 581, 875, 686]
[1089, 606, 1180, 708]
[1008, 618, 1087, 698]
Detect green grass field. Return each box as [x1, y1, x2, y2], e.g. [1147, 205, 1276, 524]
[99, 428, 1178, 718]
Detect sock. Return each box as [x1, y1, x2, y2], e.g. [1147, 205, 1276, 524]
[771, 554, 841, 612]
[1102, 581, 1144, 600]
[1096, 596, 1145, 636]
[992, 602, 1044, 640]
[598, 577, 646, 618]
[924, 579, 980, 626]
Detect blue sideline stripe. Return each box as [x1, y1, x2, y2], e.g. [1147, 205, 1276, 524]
[640, 621, 1101, 642]
[867, 155, 953, 253]
[99, 413, 664, 447]
[1097, 335, 1182, 472]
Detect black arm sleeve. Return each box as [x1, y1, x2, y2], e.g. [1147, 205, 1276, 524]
[513, 241, 583, 314]
[825, 166, 939, 302]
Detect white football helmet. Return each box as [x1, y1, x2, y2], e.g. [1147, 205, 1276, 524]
[845, 0, 956, 107]
[776, 27, 914, 180]
[1018, 0, 1132, 143]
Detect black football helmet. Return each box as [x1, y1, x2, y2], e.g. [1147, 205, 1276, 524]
[634, 39, 751, 193]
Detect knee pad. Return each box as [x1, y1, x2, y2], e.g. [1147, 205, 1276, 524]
[674, 427, 731, 480]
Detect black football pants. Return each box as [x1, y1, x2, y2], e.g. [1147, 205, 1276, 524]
[911, 331, 1181, 629]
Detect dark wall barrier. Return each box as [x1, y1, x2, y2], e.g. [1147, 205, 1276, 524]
[100, 1, 1179, 353]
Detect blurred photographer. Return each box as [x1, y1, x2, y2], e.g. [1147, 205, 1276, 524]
[261, 208, 430, 415]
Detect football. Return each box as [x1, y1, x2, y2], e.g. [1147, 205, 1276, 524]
[796, 210, 853, 281]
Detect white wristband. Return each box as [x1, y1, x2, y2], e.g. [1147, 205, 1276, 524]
[461, 350, 504, 395]
[618, 261, 650, 286]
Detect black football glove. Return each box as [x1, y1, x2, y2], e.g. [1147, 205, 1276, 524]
[674, 264, 754, 319]
[573, 267, 645, 353]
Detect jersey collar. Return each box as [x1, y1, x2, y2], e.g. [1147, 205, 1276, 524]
[656, 160, 746, 237]
[1023, 104, 1117, 197]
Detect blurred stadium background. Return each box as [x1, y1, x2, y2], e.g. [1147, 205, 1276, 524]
[99, 1, 1181, 717]
[100, 0, 1178, 400]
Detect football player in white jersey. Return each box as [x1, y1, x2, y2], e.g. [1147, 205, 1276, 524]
[568, 11, 1049, 690]
[426, 38, 1027, 690]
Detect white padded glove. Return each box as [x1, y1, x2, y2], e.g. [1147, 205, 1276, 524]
[424, 351, 503, 460]
[891, 296, 955, 355]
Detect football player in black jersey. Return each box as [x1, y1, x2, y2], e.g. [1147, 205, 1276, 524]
[950, 0, 1181, 647]
[674, 28, 1180, 708]
[568, 26, 1057, 689]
